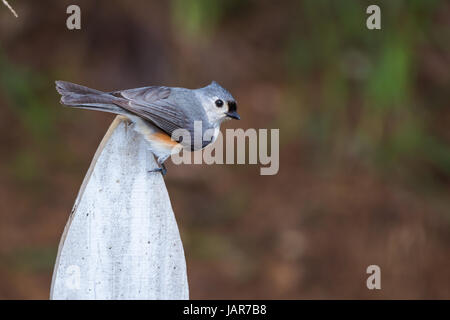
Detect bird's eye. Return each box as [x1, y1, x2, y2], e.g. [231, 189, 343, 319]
[215, 99, 224, 107]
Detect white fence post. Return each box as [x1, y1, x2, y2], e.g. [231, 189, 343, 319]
[50, 116, 189, 299]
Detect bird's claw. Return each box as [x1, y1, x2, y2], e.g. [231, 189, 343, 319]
[148, 163, 167, 176]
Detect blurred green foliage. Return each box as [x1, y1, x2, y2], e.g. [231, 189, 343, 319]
[171, 0, 248, 40]
[280, 0, 450, 185]
[0, 50, 55, 141]
[0, 48, 61, 183]
[0, 246, 57, 273]
[171, 0, 222, 39]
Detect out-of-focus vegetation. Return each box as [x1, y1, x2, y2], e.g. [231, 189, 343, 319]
[0, 0, 450, 298]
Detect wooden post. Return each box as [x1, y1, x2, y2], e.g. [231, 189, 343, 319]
[50, 116, 189, 299]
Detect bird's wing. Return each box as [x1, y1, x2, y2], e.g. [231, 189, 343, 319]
[111, 86, 194, 140]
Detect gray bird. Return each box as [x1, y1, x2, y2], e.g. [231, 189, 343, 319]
[55, 81, 240, 175]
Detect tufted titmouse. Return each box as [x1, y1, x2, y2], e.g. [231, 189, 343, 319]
[56, 80, 240, 175]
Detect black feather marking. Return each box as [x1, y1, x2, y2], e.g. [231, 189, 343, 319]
[228, 101, 237, 112]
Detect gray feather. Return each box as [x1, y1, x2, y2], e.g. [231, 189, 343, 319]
[56, 81, 216, 149]
[56, 81, 128, 115]
[110, 86, 212, 148]
[56, 81, 104, 96]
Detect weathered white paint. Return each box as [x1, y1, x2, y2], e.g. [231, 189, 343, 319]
[50, 116, 189, 300]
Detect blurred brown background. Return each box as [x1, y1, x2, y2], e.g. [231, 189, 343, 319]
[1, 0, 450, 299]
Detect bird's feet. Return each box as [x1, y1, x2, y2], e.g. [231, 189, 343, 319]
[148, 163, 167, 176]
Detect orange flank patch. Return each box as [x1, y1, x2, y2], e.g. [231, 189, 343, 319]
[149, 132, 179, 146]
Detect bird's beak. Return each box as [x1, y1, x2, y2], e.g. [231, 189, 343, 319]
[226, 111, 241, 120]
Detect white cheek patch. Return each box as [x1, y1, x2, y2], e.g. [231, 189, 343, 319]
[196, 93, 225, 124]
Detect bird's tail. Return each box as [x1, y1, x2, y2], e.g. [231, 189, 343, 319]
[55, 80, 126, 115]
